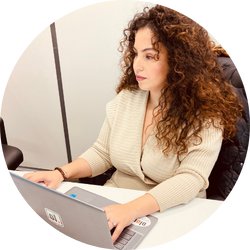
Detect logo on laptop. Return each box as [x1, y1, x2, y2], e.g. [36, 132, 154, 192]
[45, 208, 64, 227]
[132, 216, 151, 227]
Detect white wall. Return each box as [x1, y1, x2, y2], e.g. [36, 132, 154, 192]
[1, 26, 68, 169]
[1, 0, 154, 169]
[0, 0, 220, 169]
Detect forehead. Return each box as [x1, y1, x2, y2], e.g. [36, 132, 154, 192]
[134, 27, 155, 48]
[134, 27, 167, 56]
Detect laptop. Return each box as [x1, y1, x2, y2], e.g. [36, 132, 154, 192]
[10, 172, 158, 249]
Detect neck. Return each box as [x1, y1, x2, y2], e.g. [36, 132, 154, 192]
[148, 91, 161, 109]
[147, 90, 170, 119]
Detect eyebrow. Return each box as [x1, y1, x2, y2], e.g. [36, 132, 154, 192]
[133, 47, 156, 53]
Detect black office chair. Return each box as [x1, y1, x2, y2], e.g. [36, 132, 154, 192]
[0, 117, 24, 170]
[207, 56, 249, 200]
[79, 167, 116, 186]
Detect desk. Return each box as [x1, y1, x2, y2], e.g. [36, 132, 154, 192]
[10, 171, 223, 249]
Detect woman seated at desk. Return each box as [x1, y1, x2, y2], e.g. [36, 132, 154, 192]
[24, 4, 242, 243]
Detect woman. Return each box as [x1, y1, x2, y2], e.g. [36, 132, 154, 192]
[24, 5, 242, 243]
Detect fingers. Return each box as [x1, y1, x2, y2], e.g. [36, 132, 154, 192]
[108, 220, 122, 243]
[103, 205, 129, 243]
[23, 172, 42, 183]
[23, 172, 35, 180]
[112, 225, 124, 243]
[24, 172, 45, 184]
[108, 220, 114, 230]
[23, 172, 52, 187]
[23, 171, 63, 190]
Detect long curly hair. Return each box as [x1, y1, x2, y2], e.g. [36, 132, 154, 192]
[116, 5, 243, 156]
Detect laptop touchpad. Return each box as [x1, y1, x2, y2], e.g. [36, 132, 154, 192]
[65, 187, 98, 203]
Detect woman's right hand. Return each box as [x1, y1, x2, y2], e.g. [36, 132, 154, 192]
[23, 170, 64, 190]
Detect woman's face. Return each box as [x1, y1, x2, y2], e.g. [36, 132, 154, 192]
[133, 28, 169, 94]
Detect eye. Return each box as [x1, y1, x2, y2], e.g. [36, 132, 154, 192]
[132, 51, 155, 59]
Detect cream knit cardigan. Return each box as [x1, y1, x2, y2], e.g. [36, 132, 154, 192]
[79, 89, 223, 212]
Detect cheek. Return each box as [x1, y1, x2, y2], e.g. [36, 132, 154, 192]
[152, 63, 168, 80]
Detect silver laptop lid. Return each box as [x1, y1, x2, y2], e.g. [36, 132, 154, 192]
[10, 172, 114, 249]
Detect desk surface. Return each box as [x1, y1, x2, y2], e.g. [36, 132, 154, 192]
[11, 171, 223, 249]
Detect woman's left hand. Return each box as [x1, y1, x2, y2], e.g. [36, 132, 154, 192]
[102, 203, 137, 243]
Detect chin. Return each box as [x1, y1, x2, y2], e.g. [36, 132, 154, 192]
[138, 83, 150, 91]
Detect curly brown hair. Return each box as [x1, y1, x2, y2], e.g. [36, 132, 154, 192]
[212, 45, 230, 57]
[116, 5, 243, 155]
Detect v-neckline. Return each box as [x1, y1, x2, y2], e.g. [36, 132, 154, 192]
[140, 91, 149, 150]
[140, 91, 158, 153]
[140, 90, 164, 160]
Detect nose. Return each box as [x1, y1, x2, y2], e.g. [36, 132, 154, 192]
[133, 55, 144, 74]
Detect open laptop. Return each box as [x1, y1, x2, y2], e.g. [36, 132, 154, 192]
[10, 172, 158, 249]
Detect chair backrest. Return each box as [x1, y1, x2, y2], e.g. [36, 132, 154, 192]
[0, 117, 7, 144]
[207, 57, 250, 200]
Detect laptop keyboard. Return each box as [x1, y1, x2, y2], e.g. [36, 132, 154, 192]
[114, 228, 136, 250]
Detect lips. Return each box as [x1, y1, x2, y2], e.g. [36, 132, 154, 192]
[136, 75, 147, 81]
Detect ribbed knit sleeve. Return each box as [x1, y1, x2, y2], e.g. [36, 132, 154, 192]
[147, 123, 223, 212]
[78, 95, 118, 177]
